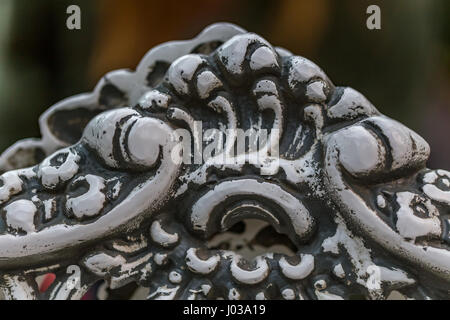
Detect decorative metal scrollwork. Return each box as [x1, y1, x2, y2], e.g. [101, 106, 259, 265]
[0, 23, 448, 300]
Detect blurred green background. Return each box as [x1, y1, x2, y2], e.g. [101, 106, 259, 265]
[0, 0, 448, 169]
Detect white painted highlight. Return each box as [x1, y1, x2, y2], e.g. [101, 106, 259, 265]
[322, 214, 415, 293]
[279, 254, 314, 280]
[148, 285, 179, 300]
[230, 256, 269, 285]
[315, 289, 344, 300]
[255, 292, 266, 300]
[84, 253, 126, 276]
[0, 171, 23, 204]
[185, 248, 220, 274]
[423, 184, 450, 205]
[324, 135, 450, 281]
[367, 116, 430, 171]
[126, 118, 163, 168]
[83, 108, 139, 168]
[139, 90, 170, 109]
[376, 195, 386, 209]
[0, 109, 182, 265]
[288, 56, 328, 87]
[250, 46, 279, 71]
[110, 180, 122, 200]
[207, 95, 237, 157]
[154, 253, 168, 266]
[191, 179, 314, 238]
[5, 200, 37, 233]
[43, 198, 56, 220]
[38, 148, 79, 189]
[333, 125, 385, 176]
[422, 170, 450, 205]
[66, 175, 106, 219]
[168, 271, 182, 284]
[228, 288, 240, 300]
[218, 34, 270, 75]
[1, 275, 37, 300]
[306, 80, 327, 102]
[395, 192, 441, 240]
[256, 95, 283, 154]
[253, 80, 278, 95]
[281, 288, 295, 300]
[327, 87, 378, 119]
[423, 171, 438, 184]
[196, 71, 222, 99]
[150, 220, 179, 247]
[333, 263, 345, 278]
[111, 236, 147, 253]
[168, 54, 204, 95]
[201, 284, 211, 296]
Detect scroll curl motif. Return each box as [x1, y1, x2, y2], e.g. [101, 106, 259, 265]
[0, 23, 448, 300]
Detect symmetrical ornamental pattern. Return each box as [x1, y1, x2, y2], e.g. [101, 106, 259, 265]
[0, 23, 448, 300]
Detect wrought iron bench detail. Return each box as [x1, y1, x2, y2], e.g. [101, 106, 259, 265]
[0, 23, 448, 300]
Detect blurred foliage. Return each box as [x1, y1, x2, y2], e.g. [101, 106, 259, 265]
[0, 0, 448, 168]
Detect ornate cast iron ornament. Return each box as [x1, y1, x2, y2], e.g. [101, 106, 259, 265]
[0, 23, 448, 300]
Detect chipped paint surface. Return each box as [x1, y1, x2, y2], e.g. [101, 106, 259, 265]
[0, 23, 447, 300]
[5, 200, 37, 233]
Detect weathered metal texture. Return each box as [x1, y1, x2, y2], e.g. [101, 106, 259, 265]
[0, 23, 448, 300]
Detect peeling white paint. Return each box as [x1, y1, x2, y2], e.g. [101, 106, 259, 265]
[249, 46, 279, 71]
[230, 256, 269, 285]
[168, 271, 182, 284]
[196, 71, 222, 99]
[5, 200, 37, 233]
[66, 175, 106, 219]
[395, 192, 441, 241]
[281, 288, 295, 300]
[279, 254, 314, 280]
[0, 171, 23, 204]
[150, 220, 179, 247]
[168, 55, 204, 95]
[186, 248, 220, 275]
[38, 148, 79, 189]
